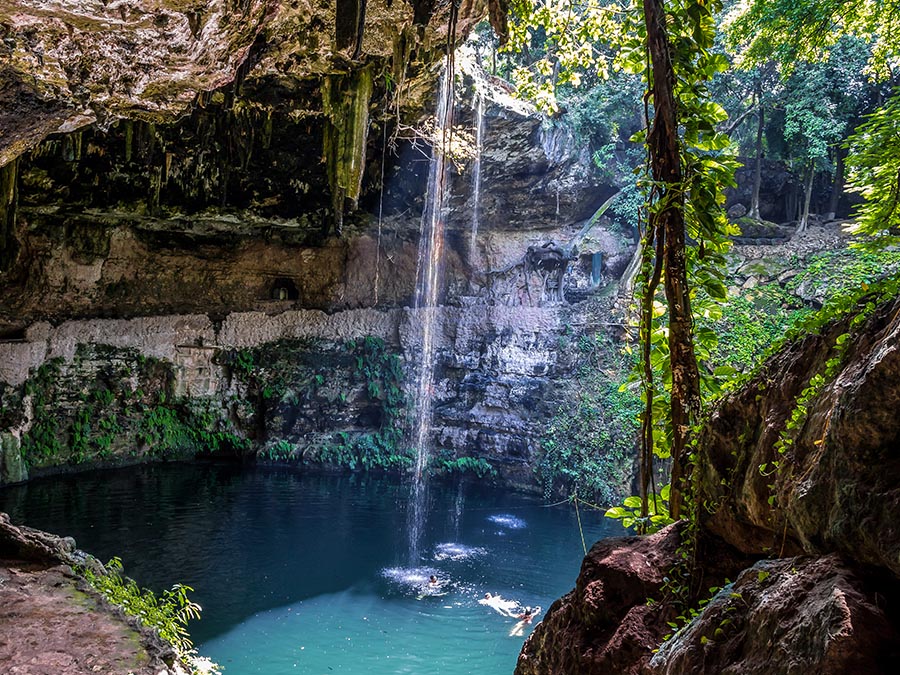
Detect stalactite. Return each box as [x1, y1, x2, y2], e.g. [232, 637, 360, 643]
[322, 67, 374, 234]
[353, 0, 368, 59]
[0, 159, 19, 272]
[336, 0, 365, 54]
[412, 0, 438, 26]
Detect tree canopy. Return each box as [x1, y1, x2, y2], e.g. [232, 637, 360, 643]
[498, 0, 900, 526]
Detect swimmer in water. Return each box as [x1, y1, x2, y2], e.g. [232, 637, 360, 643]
[479, 592, 520, 618]
[416, 574, 446, 600]
[509, 606, 541, 637]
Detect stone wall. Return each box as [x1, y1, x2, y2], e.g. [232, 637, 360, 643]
[0, 300, 614, 489]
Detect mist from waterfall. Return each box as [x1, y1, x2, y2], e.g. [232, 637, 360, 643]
[408, 58, 453, 563]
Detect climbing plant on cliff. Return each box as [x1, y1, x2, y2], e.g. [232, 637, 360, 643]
[506, 0, 736, 523]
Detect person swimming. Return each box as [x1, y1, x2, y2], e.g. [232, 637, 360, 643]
[479, 592, 521, 618]
[509, 606, 541, 637]
[416, 574, 446, 600]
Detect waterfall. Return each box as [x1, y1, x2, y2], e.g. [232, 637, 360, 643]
[408, 59, 453, 562]
[469, 87, 485, 263]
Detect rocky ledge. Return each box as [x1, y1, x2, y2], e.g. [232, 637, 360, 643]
[517, 290, 900, 673]
[0, 512, 185, 675]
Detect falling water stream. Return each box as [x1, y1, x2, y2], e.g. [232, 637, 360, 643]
[408, 58, 454, 562]
[470, 87, 485, 262]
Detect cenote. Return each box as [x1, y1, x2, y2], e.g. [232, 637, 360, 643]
[0, 462, 617, 674]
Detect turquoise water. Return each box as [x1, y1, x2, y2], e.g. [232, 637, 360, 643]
[0, 463, 618, 674]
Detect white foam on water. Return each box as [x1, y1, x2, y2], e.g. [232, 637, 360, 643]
[487, 514, 527, 530]
[381, 566, 439, 587]
[433, 542, 487, 561]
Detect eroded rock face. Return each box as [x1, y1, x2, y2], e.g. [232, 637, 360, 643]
[516, 524, 682, 675]
[0, 0, 487, 165]
[697, 294, 900, 577]
[0, 0, 271, 165]
[0, 513, 183, 674]
[649, 555, 900, 675]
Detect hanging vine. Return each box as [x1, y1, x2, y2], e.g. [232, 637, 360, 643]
[503, 0, 738, 527]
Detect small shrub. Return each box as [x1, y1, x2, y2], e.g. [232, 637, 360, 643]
[79, 557, 220, 674]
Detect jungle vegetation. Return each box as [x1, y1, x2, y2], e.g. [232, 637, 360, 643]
[490, 0, 900, 524]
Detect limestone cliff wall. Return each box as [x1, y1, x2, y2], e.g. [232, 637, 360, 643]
[0, 301, 609, 489]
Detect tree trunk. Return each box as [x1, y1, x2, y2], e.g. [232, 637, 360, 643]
[797, 164, 814, 233]
[827, 147, 844, 220]
[749, 86, 764, 220]
[643, 0, 701, 521]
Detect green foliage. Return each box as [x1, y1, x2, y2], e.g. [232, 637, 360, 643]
[536, 332, 639, 504]
[846, 91, 900, 247]
[20, 359, 64, 466]
[726, 0, 900, 77]
[18, 345, 248, 467]
[786, 248, 900, 297]
[231, 349, 255, 376]
[605, 486, 673, 533]
[317, 431, 414, 471]
[80, 557, 219, 674]
[704, 285, 811, 372]
[263, 439, 295, 461]
[223, 337, 323, 404]
[695, 246, 900, 400]
[432, 452, 497, 478]
[346, 336, 407, 461]
[782, 65, 845, 172]
[267, 336, 412, 472]
[505, 1, 620, 112]
[137, 400, 248, 459]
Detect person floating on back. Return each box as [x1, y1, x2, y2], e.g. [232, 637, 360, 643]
[479, 592, 523, 618]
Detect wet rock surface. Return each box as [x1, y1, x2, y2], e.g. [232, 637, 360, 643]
[0, 513, 181, 674]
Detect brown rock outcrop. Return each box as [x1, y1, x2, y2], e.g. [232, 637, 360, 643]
[0, 512, 181, 674]
[519, 291, 900, 673]
[648, 555, 900, 675]
[515, 524, 681, 675]
[0, 511, 80, 564]
[697, 294, 900, 577]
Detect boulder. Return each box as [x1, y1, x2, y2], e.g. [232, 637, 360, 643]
[515, 524, 682, 675]
[727, 203, 747, 219]
[0, 511, 79, 565]
[648, 555, 900, 675]
[697, 294, 900, 578]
